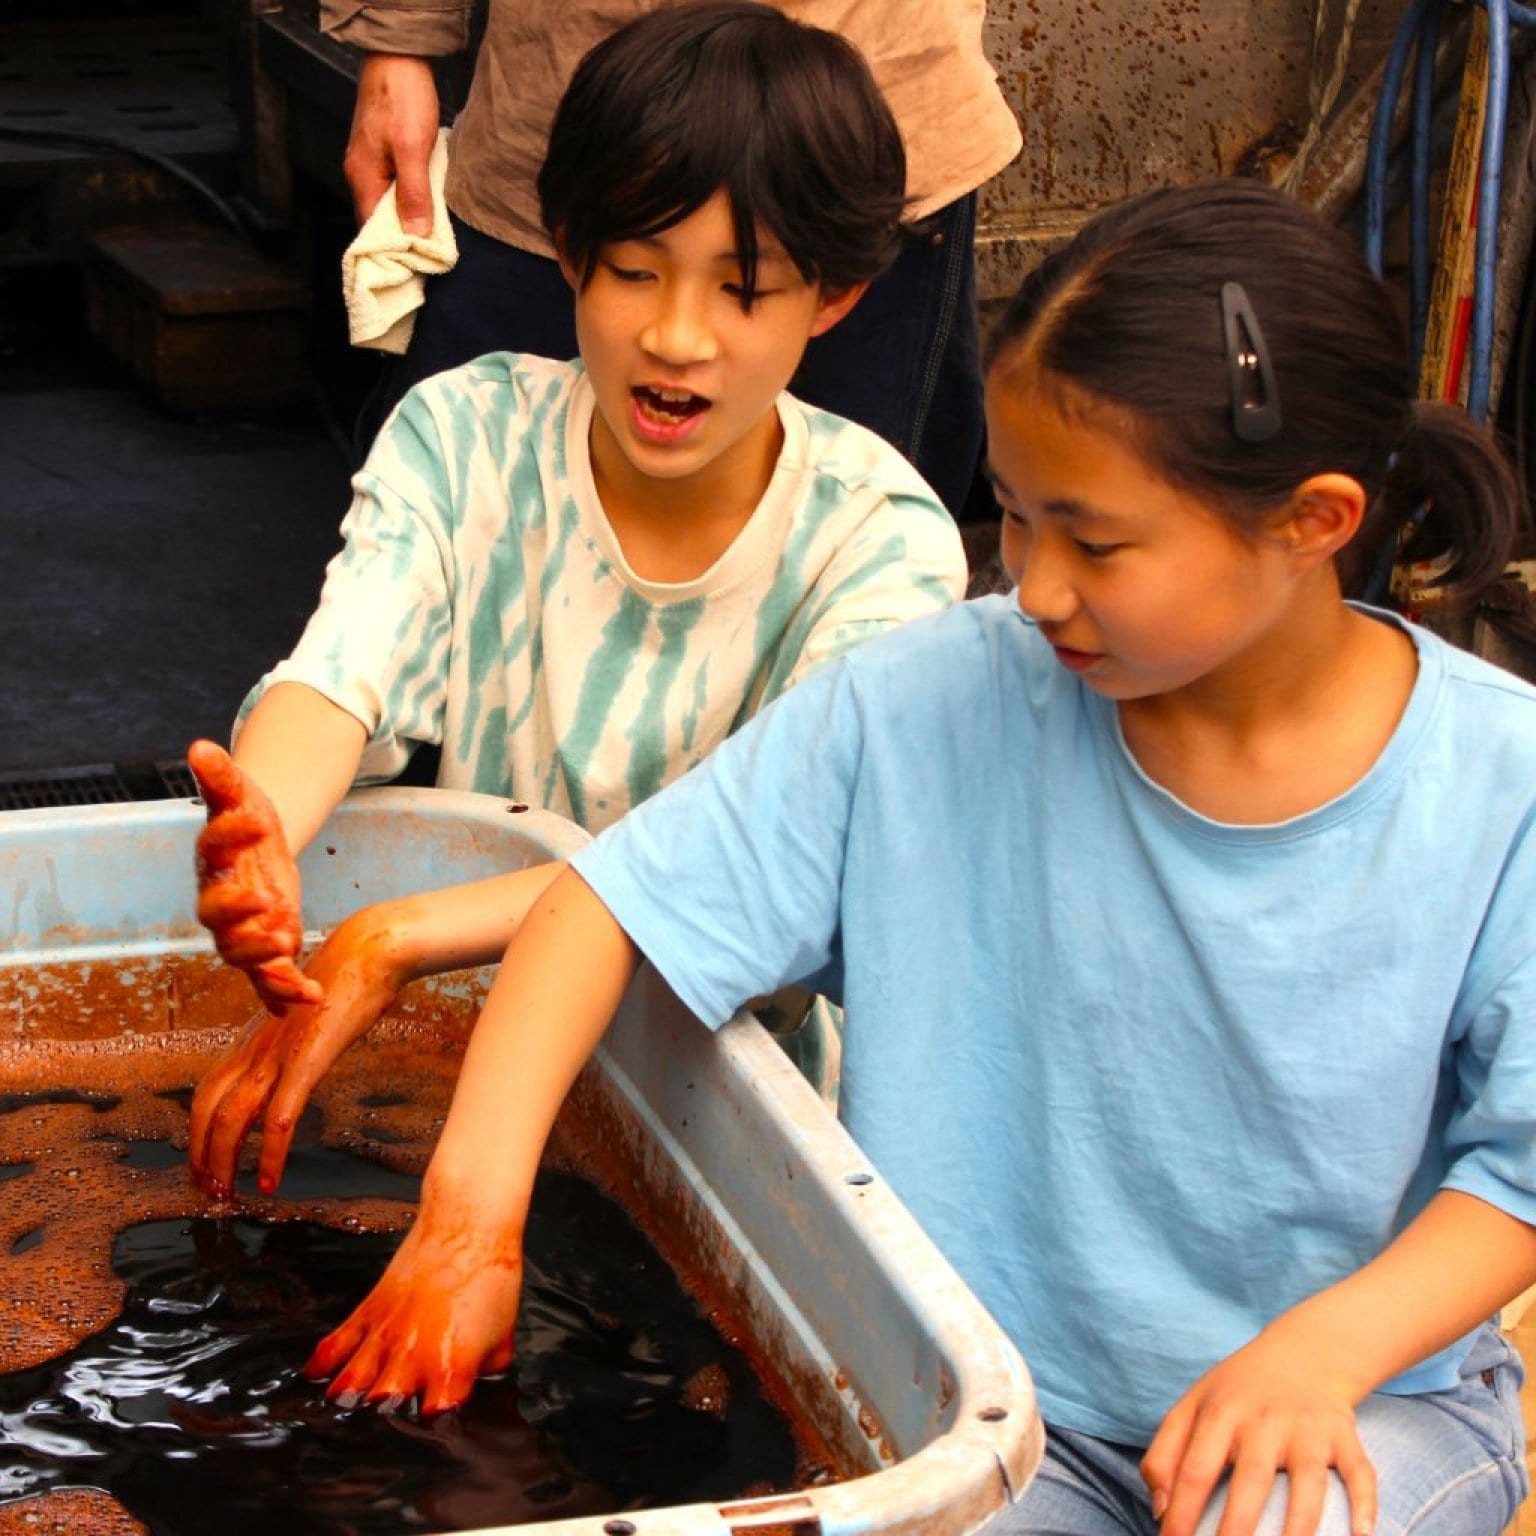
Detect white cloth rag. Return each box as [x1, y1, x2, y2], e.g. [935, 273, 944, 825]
[341, 127, 458, 354]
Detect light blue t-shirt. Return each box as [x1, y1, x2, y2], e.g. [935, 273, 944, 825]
[573, 595, 1536, 1444]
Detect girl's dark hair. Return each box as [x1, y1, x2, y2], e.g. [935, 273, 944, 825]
[537, 0, 907, 305]
[985, 179, 1519, 605]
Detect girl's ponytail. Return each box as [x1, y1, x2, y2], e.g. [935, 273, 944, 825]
[1354, 401, 1523, 608]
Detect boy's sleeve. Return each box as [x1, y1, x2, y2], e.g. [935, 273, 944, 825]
[571, 656, 867, 1028]
[1440, 828, 1536, 1228]
[780, 489, 965, 691]
[237, 390, 456, 785]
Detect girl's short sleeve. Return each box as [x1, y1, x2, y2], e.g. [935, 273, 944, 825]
[571, 656, 864, 1027]
[1442, 826, 1536, 1227]
[244, 388, 457, 782]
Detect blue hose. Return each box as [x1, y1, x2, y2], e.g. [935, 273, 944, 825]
[1468, 0, 1511, 420]
[1409, 0, 1442, 365]
[1364, 0, 1534, 421]
[1365, 0, 1439, 278]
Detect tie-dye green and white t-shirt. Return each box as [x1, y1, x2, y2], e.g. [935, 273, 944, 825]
[242, 353, 965, 832]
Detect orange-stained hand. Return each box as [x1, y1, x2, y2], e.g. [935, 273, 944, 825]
[1141, 1326, 1378, 1536]
[188, 738, 323, 1015]
[188, 910, 408, 1199]
[344, 54, 440, 233]
[304, 1183, 523, 1415]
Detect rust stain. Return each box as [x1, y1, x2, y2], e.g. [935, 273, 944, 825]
[555, 1070, 854, 1485]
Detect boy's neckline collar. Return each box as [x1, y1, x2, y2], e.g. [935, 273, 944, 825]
[564, 369, 806, 603]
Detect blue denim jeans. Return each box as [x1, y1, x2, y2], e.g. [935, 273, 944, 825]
[985, 1324, 1528, 1535]
[360, 197, 987, 519]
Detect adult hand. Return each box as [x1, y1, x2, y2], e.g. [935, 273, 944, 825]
[305, 1180, 523, 1415]
[344, 53, 440, 234]
[188, 909, 408, 1198]
[1141, 1327, 1377, 1536]
[188, 738, 323, 1015]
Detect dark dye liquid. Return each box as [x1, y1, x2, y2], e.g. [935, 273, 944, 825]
[0, 1149, 801, 1534]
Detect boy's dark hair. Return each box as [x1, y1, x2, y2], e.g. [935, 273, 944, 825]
[986, 179, 1519, 606]
[537, 0, 907, 304]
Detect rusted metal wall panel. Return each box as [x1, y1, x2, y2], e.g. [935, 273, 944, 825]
[976, 0, 1405, 299]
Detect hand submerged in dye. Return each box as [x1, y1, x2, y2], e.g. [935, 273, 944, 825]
[305, 1177, 523, 1415]
[1140, 1322, 1378, 1536]
[188, 738, 322, 1015]
[188, 910, 408, 1198]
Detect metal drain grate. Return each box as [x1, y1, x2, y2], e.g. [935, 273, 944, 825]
[0, 760, 199, 812]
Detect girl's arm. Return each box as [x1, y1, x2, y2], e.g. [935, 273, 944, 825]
[190, 684, 368, 1011]
[188, 860, 568, 1198]
[1144, 1189, 1536, 1536]
[304, 866, 640, 1414]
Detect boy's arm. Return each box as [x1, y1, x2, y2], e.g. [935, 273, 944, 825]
[1144, 1190, 1536, 1536]
[190, 683, 368, 1012]
[232, 680, 370, 851]
[304, 867, 639, 1413]
[188, 859, 568, 1198]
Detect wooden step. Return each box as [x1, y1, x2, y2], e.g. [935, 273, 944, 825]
[84, 218, 309, 413]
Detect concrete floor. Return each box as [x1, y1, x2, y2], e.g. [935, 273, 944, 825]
[0, 268, 353, 778]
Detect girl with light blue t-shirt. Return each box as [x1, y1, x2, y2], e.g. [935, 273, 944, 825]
[280, 181, 1534, 1536]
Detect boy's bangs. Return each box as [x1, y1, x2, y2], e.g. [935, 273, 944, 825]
[539, 4, 906, 297]
[575, 113, 800, 305]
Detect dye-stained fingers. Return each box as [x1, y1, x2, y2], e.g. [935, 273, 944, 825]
[189, 1008, 315, 1195]
[196, 889, 298, 975]
[190, 918, 406, 1197]
[249, 956, 325, 1012]
[187, 739, 322, 1011]
[187, 737, 245, 814]
[247, 1016, 349, 1197]
[246, 928, 406, 1191]
[318, 1315, 517, 1416]
[305, 1222, 524, 1415]
[188, 1011, 283, 1196]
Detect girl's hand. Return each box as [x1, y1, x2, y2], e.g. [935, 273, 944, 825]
[1141, 1327, 1377, 1536]
[304, 1183, 523, 1416]
[188, 739, 323, 1014]
[187, 909, 409, 1198]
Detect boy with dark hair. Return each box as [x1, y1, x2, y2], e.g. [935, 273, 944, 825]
[186, 2, 964, 1132]
[333, 1, 1021, 517]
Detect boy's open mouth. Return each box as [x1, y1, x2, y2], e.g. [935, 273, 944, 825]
[632, 386, 711, 424]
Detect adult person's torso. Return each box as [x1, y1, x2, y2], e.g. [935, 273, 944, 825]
[446, 0, 1022, 255]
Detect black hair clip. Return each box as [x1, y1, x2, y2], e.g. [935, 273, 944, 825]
[1220, 281, 1282, 444]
